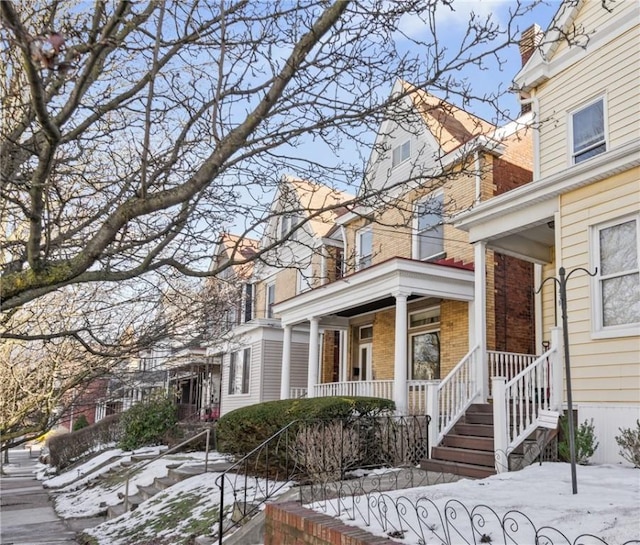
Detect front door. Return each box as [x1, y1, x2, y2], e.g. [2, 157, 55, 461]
[358, 342, 373, 381]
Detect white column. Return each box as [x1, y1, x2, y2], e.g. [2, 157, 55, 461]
[425, 380, 440, 456]
[534, 263, 544, 351]
[474, 241, 488, 401]
[280, 324, 293, 399]
[492, 377, 509, 473]
[550, 326, 564, 411]
[339, 330, 347, 383]
[307, 317, 320, 397]
[393, 291, 409, 415]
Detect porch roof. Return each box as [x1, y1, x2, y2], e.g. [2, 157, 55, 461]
[273, 257, 474, 326]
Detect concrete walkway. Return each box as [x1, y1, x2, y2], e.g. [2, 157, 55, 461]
[0, 448, 79, 545]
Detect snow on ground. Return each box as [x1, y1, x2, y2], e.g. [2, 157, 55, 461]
[51, 448, 230, 518]
[83, 467, 290, 545]
[310, 463, 640, 544]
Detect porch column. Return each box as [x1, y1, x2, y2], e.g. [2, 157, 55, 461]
[392, 291, 409, 415]
[474, 241, 488, 401]
[307, 317, 320, 398]
[280, 324, 293, 400]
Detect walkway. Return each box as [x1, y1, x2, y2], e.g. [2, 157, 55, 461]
[0, 447, 79, 545]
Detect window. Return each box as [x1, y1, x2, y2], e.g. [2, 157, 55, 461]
[392, 140, 411, 168]
[297, 262, 313, 294]
[266, 282, 276, 319]
[571, 98, 606, 164]
[414, 194, 444, 260]
[334, 248, 344, 280]
[409, 307, 440, 328]
[593, 217, 640, 334]
[410, 332, 440, 380]
[357, 227, 373, 270]
[228, 348, 251, 395]
[359, 325, 373, 340]
[242, 283, 253, 323]
[280, 214, 299, 240]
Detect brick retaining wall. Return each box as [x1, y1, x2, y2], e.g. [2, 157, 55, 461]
[264, 501, 395, 545]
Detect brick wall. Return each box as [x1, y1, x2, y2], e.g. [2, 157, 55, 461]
[265, 502, 395, 545]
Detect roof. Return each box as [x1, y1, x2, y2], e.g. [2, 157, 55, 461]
[215, 232, 259, 278]
[283, 176, 354, 238]
[401, 80, 496, 153]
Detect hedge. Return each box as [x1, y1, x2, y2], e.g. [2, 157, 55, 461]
[216, 396, 394, 458]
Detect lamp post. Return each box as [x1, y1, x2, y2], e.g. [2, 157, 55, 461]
[536, 266, 596, 495]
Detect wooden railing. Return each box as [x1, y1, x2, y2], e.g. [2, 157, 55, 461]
[436, 345, 481, 443]
[289, 387, 308, 399]
[313, 380, 394, 400]
[488, 351, 537, 396]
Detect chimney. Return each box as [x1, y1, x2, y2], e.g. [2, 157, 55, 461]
[519, 24, 543, 67]
[518, 24, 543, 114]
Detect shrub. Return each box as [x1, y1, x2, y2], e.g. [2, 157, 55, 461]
[216, 396, 394, 458]
[119, 394, 178, 451]
[615, 420, 640, 468]
[72, 414, 90, 432]
[558, 416, 599, 465]
[48, 414, 123, 469]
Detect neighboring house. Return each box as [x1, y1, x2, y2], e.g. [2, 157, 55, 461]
[455, 1, 640, 465]
[210, 179, 353, 416]
[272, 79, 540, 475]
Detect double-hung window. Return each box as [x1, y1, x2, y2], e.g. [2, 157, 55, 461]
[265, 282, 276, 319]
[242, 283, 253, 323]
[414, 193, 444, 260]
[297, 262, 313, 293]
[228, 348, 251, 395]
[356, 227, 373, 270]
[571, 97, 606, 164]
[392, 140, 411, 168]
[592, 216, 640, 335]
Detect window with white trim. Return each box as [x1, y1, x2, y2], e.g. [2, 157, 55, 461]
[593, 216, 640, 332]
[279, 214, 299, 240]
[392, 140, 411, 168]
[242, 283, 253, 323]
[414, 193, 444, 260]
[356, 227, 373, 270]
[266, 282, 276, 319]
[297, 262, 313, 293]
[228, 348, 251, 395]
[408, 307, 441, 380]
[571, 97, 606, 164]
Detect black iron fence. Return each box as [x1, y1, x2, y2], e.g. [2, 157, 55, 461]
[309, 490, 639, 545]
[215, 414, 430, 544]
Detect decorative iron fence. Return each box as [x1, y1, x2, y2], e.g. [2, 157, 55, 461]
[215, 414, 430, 544]
[308, 491, 639, 545]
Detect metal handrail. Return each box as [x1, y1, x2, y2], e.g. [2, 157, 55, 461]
[123, 427, 212, 511]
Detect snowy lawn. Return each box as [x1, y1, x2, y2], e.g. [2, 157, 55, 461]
[50, 448, 230, 518]
[309, 463, 640, 544]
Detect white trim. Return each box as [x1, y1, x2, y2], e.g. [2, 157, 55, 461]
[391, 139, 411, 169]
[355, 225, 373, 270]
[409, 330, 441, 381]
[589, 213, 640, 338]
[412, 191, 445, 261]
[265, 282, 276, 319]
[567, 94, 608, 167]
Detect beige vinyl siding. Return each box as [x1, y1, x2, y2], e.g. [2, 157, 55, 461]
[260, 339, 283, 403]
[557, 170, 640, 405]
[537, 24, 640, 178]
[290, 341, 310, 391]
[541, 258, 557, 343]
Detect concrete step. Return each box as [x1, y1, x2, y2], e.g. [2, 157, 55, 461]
[154, 475, 179, 490]
[138, 484, 160, 501]
[420, 459, 495, 479]
[107, 503, 126, 519]
[442, 434, 494, 452]
[431, 446, 495, 467]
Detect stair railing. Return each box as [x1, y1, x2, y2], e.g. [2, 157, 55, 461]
[493, 333, 561, 472]
[436, 345, 481, 444]
[216, 420, 301, 545]
[123, 427, 212, 511]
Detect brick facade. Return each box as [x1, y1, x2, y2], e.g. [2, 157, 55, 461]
[265, 502, 395, 545]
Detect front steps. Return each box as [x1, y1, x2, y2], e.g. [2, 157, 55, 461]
[421, 404, 496, 479]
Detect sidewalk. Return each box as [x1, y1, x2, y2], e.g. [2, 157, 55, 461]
[0, 447, 79, 545]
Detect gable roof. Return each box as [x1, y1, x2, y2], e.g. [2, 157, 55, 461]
[279, 175, 354, 238]
[213, 232, 259, 279]
[401, 80, 495, 153]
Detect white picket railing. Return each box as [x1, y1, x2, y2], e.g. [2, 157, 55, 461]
[313, 380, 394, 400]
[289, 387, 308, 399]
[436, 345, 481, 443]
[504, 346, 555, 451]
[488, 350, 537, 382]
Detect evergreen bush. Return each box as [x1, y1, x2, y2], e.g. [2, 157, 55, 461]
[558, 416, 599, 465]
[615, 420, 640, 468]
[72, 414, 90, 432]
[119, 394, 177, 451]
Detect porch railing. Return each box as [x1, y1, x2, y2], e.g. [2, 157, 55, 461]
[436, 345, 481, 443]
[290, 387, 308, 399]
[313, 380, 394, 400]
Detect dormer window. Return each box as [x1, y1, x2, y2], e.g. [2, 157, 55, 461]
[571, 97, 606, 164]
[392, 140, 411, 168]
